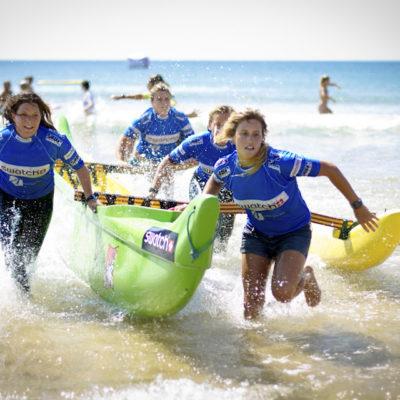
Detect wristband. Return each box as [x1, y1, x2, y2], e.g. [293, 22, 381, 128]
[149, 187, 159, 194]
[351, 199, 363, 210]
[85, 193, 97, 203]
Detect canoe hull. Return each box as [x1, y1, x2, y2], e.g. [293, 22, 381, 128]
[54, 114, 219, 316]
[56, 170, 220, 317]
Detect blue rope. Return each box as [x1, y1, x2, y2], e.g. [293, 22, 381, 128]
[186, 208, 220, 262]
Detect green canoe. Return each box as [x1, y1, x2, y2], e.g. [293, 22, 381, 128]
[54, 116, 220, 317]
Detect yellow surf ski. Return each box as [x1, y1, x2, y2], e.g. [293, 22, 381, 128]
[310, 209, 400, 271]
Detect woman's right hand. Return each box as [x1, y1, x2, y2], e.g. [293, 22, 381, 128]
[169, 204, 187, 212]
[147, 191, 157, 200]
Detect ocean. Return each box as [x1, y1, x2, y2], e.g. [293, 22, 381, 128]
[1, 60, 400, 399]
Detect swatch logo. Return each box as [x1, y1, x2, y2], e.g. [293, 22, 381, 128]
[142, 227, 178, 262]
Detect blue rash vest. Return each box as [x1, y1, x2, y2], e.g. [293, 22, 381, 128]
[169, 130, 236, 183]
[0, 124, 84, 199]
[123, 106, 194, 162]
[213, 147, 321, 235]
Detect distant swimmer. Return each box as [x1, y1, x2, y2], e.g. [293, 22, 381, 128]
[318, 75, 341, 114]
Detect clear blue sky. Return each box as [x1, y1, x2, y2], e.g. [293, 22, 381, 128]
[2, 0, 399, 61]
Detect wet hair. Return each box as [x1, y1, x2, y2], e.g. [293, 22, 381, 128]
[320, 75, 330, 85]
[19, 80, 29, 89]
[2, 92, 55, 130]
[207, 105, 235, 128]
[81, 80, 90, 90]
[150, 83, 172, 100]
[215, 109, 268, 174]
[147, 74, 167, 90]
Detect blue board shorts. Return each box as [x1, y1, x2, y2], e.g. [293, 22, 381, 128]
[240, 223, 312, 259]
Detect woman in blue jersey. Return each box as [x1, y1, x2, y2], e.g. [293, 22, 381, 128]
[116, 83, 194, 196]
[147, 105, 236, 245]
[203, 109, 379, 319]
[0, 93, 101, 292]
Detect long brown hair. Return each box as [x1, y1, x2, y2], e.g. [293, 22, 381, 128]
[149, 83, 172, 101]
[2, 92, 55, 130]
[207, 105, 235, 129]
[215, 109, 269, 174]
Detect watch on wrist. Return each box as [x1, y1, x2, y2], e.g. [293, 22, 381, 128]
[149, 187, 159, 194]
[86, 193, 97, 203]
[351, 199, 363, 210]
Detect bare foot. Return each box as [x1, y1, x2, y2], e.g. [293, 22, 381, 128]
[303, 266, 321, 307]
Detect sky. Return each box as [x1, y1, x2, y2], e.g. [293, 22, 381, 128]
[1, 0, 399, 61]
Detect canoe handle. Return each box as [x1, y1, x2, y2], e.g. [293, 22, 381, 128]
[186, 209, 219, 262]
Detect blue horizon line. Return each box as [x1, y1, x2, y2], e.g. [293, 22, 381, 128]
[1, 59, 399, 63]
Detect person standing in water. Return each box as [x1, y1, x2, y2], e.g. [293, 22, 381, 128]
[318, 75, 341, 114]
[116, 83, 194, 196]
[0, 93, 101, 292]
[81, 80, 95, 115]
[147, 105, 236, 246]
[200, 109, 378, 319]
[0, 81, 13, 113]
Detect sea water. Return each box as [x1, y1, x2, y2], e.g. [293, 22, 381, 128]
[0, 60, 400, 399]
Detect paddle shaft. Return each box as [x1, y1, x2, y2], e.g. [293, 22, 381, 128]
[55, 159, 355, 231]
[73, 190, 354, 230]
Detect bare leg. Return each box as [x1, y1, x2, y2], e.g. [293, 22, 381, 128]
[303, 266, 321, 307]
[241, 253, 273, 320]
[318, 103, 332, 114]
[272, 250, 321, 307]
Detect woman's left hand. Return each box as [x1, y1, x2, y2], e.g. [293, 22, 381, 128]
[354, 205, 379, 232]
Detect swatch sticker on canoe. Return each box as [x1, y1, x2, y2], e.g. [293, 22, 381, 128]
[142, 227, 178, 262]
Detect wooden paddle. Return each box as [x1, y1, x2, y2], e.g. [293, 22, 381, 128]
[54, 160, 356, 237]
[38, 80, 83, 85]
[54, 159, 142, 174]
[73, 189, 356, 231]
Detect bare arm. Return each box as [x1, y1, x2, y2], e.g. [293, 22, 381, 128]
[203, 175, 225, 196]
[110, 93, 145, 100]
[318, 161, 379, 232]
[170, 174, 224, 212]
[116, 135, 135, 165]
[328, 82, 341, 89]
[76, 165, 102, 213]
[147, 156, 175, 198]
[147, 156, 198, 198]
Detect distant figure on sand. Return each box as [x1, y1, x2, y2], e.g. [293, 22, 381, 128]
[19, 80, 33, 94]
[0, 81, 13, 112]
[24, 76, 34, 93]
[81, 80, 95, 115]
[318, 75, 341, 114]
